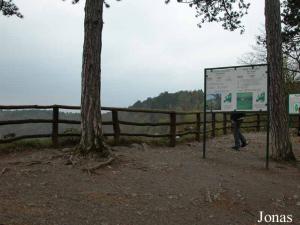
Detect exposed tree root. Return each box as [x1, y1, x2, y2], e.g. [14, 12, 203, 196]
[64, 143, 117, 173]
[81, 156, 115, 173]
[1, 167, 9, 175]
[25, 160, 42, 166]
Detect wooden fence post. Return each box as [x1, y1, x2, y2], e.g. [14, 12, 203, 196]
[169, 112, 176, 147]
[196, 113, 201, 142]
[112, 109, 120, 145]
[298, 113, 300, 136]
[52, 106, 59, 147]
[223, 112, 227, 135]
[211, 112, 216, 137]
[256, 113, 261, 132]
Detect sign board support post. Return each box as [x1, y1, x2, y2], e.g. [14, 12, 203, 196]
[202, 69, 207, 159]
[265, 64, 270, 169]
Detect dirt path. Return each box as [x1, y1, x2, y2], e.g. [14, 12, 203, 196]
[0, 132, 300, 225]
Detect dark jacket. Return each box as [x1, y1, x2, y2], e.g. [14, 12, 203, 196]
[230, 112, 245, 121]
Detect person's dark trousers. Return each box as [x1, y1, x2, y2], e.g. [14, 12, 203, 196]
[232, 119, 246, 148]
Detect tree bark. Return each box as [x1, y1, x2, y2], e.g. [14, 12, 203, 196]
[265, 0, 295, 161]
[79, 0, 108, 155]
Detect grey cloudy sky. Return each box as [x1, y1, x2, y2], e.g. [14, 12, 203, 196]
[0, 0, 265, 107]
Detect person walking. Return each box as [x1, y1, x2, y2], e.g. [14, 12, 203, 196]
[231, 111, 248, 150]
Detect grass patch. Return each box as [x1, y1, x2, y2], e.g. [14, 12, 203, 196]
[0, 138, 53, 153]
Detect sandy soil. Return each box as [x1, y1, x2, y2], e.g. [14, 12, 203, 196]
[0, 132, 300, 225]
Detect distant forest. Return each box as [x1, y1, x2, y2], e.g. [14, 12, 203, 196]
[0, 90, 204, 137]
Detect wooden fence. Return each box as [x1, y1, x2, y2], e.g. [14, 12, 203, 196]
[0, 105, 299, 147]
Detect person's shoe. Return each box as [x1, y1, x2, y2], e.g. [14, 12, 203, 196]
[241, 142, 249, 148]
[231, 146, 240, 151]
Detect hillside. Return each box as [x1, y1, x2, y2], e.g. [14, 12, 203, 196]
[130, 90, 203, 111]
[118, 90, 204, 135]
[0, 90, 204, 137]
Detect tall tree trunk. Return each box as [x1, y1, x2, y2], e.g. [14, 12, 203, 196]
[79, 0, 108, 155]
[265, 0, 295, 161]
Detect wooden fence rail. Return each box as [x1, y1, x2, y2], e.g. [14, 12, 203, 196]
[0, 105, 299, 146]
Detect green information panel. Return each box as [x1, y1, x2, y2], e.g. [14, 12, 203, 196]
[237, 92, 253, 110]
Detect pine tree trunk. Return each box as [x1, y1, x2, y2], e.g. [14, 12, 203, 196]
[79, 0, 108, 155]
[265, 0, 295, 161]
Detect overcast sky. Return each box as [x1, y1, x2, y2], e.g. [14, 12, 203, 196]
[0, 0, 265, 107]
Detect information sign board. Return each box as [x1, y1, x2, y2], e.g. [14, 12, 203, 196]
[206, 65, 268, 111]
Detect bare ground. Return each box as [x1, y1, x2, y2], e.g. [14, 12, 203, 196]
[0, 132, 300, 225]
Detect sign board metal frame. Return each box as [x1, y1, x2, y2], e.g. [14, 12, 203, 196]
[202, 64, 270, 169]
